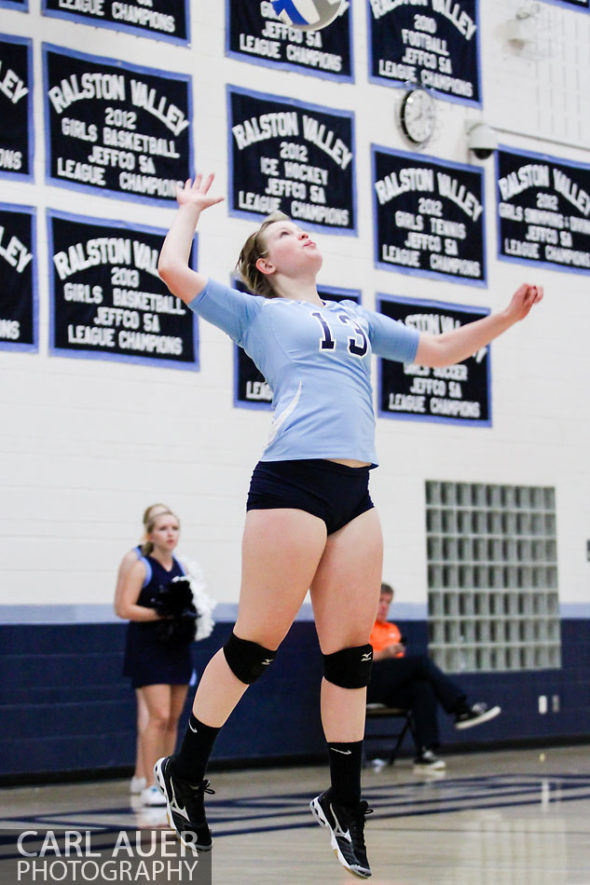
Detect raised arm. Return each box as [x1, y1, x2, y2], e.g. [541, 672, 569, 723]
[158, 173, 224, 305]
[415, 283, 543, 368]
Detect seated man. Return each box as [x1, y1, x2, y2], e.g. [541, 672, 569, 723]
[368, 582, 501, 772]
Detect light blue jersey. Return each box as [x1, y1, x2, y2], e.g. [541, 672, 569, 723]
[189, 280, 419, 465]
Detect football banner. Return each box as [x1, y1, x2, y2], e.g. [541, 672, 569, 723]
[497, 146, 590, 274]
[373, 146, 486, 285]
[0, 35, 33, 181]
[226, 0, 353, 82]
[368, 0, 481, 105]
[42, 0, 189, 43]
[0, 204, 37, 352]
[234, 284, 360, 408]
[378, 294, 491, 425]
[49, 211, 198, 369]
[228, 86, 356, 234]
[43, 44, 192, 204]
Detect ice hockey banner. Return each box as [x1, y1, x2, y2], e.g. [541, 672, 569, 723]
[229, 86, 356, 234]
[373, 146, 486, 286]
[0, 36, 33, 181]
[226, 0, 353, 82]
[49, 211, 198, 369]
[44, 44, 192, 204]
[368, 0, 481, 105]
[43, 0, 189, 44]
[234, 285, 360, 408]
[378, 294, 491, 426]
[497, 146, 590, 274]
[0, 204, 36, 352]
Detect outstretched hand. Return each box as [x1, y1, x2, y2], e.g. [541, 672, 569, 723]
[176, 173, 224, 213]
[506, 283, 544, 322]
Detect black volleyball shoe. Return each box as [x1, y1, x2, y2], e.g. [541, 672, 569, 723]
[154, 756, 214, 852]
[310, 788, 373, 879]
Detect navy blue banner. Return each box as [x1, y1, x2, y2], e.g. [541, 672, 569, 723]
[226, 0, 353, 82]
[42, 0, 189, 44]
[497, 147, 590, 274]
[541, 0, 588, 8]
[368, 0, 481, 105]
[378, 294, 491, 426]
[0, 0, 28, 9]
[373, 146, 485, 286]
[44, 44, 192, 204]
[0, 36, 33, 181]
[234, 285, 360, 409]
[49, 211, 198, 370]
[228, 85, 356, 234]
[0, 204, 37, 352]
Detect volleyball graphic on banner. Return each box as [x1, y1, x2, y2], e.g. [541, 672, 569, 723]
[271, 0, 344, 31]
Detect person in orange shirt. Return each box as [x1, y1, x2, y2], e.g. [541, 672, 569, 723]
[369, 583, 501, 771]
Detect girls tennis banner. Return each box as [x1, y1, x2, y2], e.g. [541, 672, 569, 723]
[0, 204, 36, 352]
[48, 211, 198, 369]
[378, 294, 491, 425]
[43, 44, 192, 204]
[42, 0, 189, 43]
[228, 86, 356, 234]
[0, 35, 33, 181]
[234, 285, 360, 408]
[496, 147, 590, 273]
[368, 0, 481, 105]
[373, 146, 485, 285]
[226, 0, 353, 81]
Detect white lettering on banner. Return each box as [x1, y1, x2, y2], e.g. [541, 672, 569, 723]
[430, 0, 477, 40]
[58, 0, 104, 14]
[285, 45, 343, 71]
[56, 157, 106, 185]
[401, 30, 449, 56]
[232, 113, 299, 149]
[48, 73, 126, 113]
[405, 313, 459, 334]
[111, 4, 176, 33]
[67, 324, 116, 346]
[503, 239, 540, 259]
[63, 283, 102, 303]
[370, 0, 428, 20]
[132, 241, 159, 277]
[420, 69, 473, 97]
[239, 34, 281, 58]
[497, 164, 550, 200]
[0, 63, 29, 104]
[129, 81, 188, 136]
[381, 244, 421, 266]
[290, 202, 349, 225]
[301, 116, 352, 169]
[388, 392, 427, 412]
[238, 191, 281, 212]
[119, 172, 181, 197]
[102, 127, 179, 157]
[0, 229, 32, 273]
[118, 330, 183, 354]
[544, 245, 590, 267]
[0, 149, 22, 170]
[246, 380, 273, 401]
[552, 169, 590, 216]
[430, 397, 480, 417]
[378, 59, 417, 81]
[112, 288, 185, 314]
[375, 168, 435, 204]
[436, 173, 482, 220]
[283, 162, 328, 186]
[430, 254, 481, 276]
[53, 238, 132, 281]
[0, 319, 20, 339]
[570, 216, 590, 234]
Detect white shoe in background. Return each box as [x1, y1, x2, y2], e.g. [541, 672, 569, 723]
[130, 776, 147, 794]
[141, 784, 166, 806]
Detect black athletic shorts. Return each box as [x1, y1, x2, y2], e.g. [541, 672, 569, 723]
[246, 459, 374, 535]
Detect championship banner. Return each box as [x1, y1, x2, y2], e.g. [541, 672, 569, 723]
[378, 294, 491, 425]
[234, 284, 360, 408]
[0, 35, 33, 181]
[43, 44, 192, 204]
[42, 0, 189, 44]
[373, 146, 486, 286]
[228, 86, 356, 234]
[226, 0, 353, 82]
[497, 146, 590, 274]
[0, 204, 36, 352]
[368, 0, 481, 105]
[48, 211, 198, 369]
[0, 0, 28, 9]
[542, 0, 589, 8]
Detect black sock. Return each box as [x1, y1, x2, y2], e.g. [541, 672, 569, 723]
[327, 740, 363, 807]
[172, 714, 220, 783]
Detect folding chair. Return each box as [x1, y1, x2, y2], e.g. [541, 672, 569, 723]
[364, 702, 415, 766]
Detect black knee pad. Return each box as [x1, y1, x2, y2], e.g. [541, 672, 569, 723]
[323, 644, 373, 689]
[223, 632, 277, 684]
